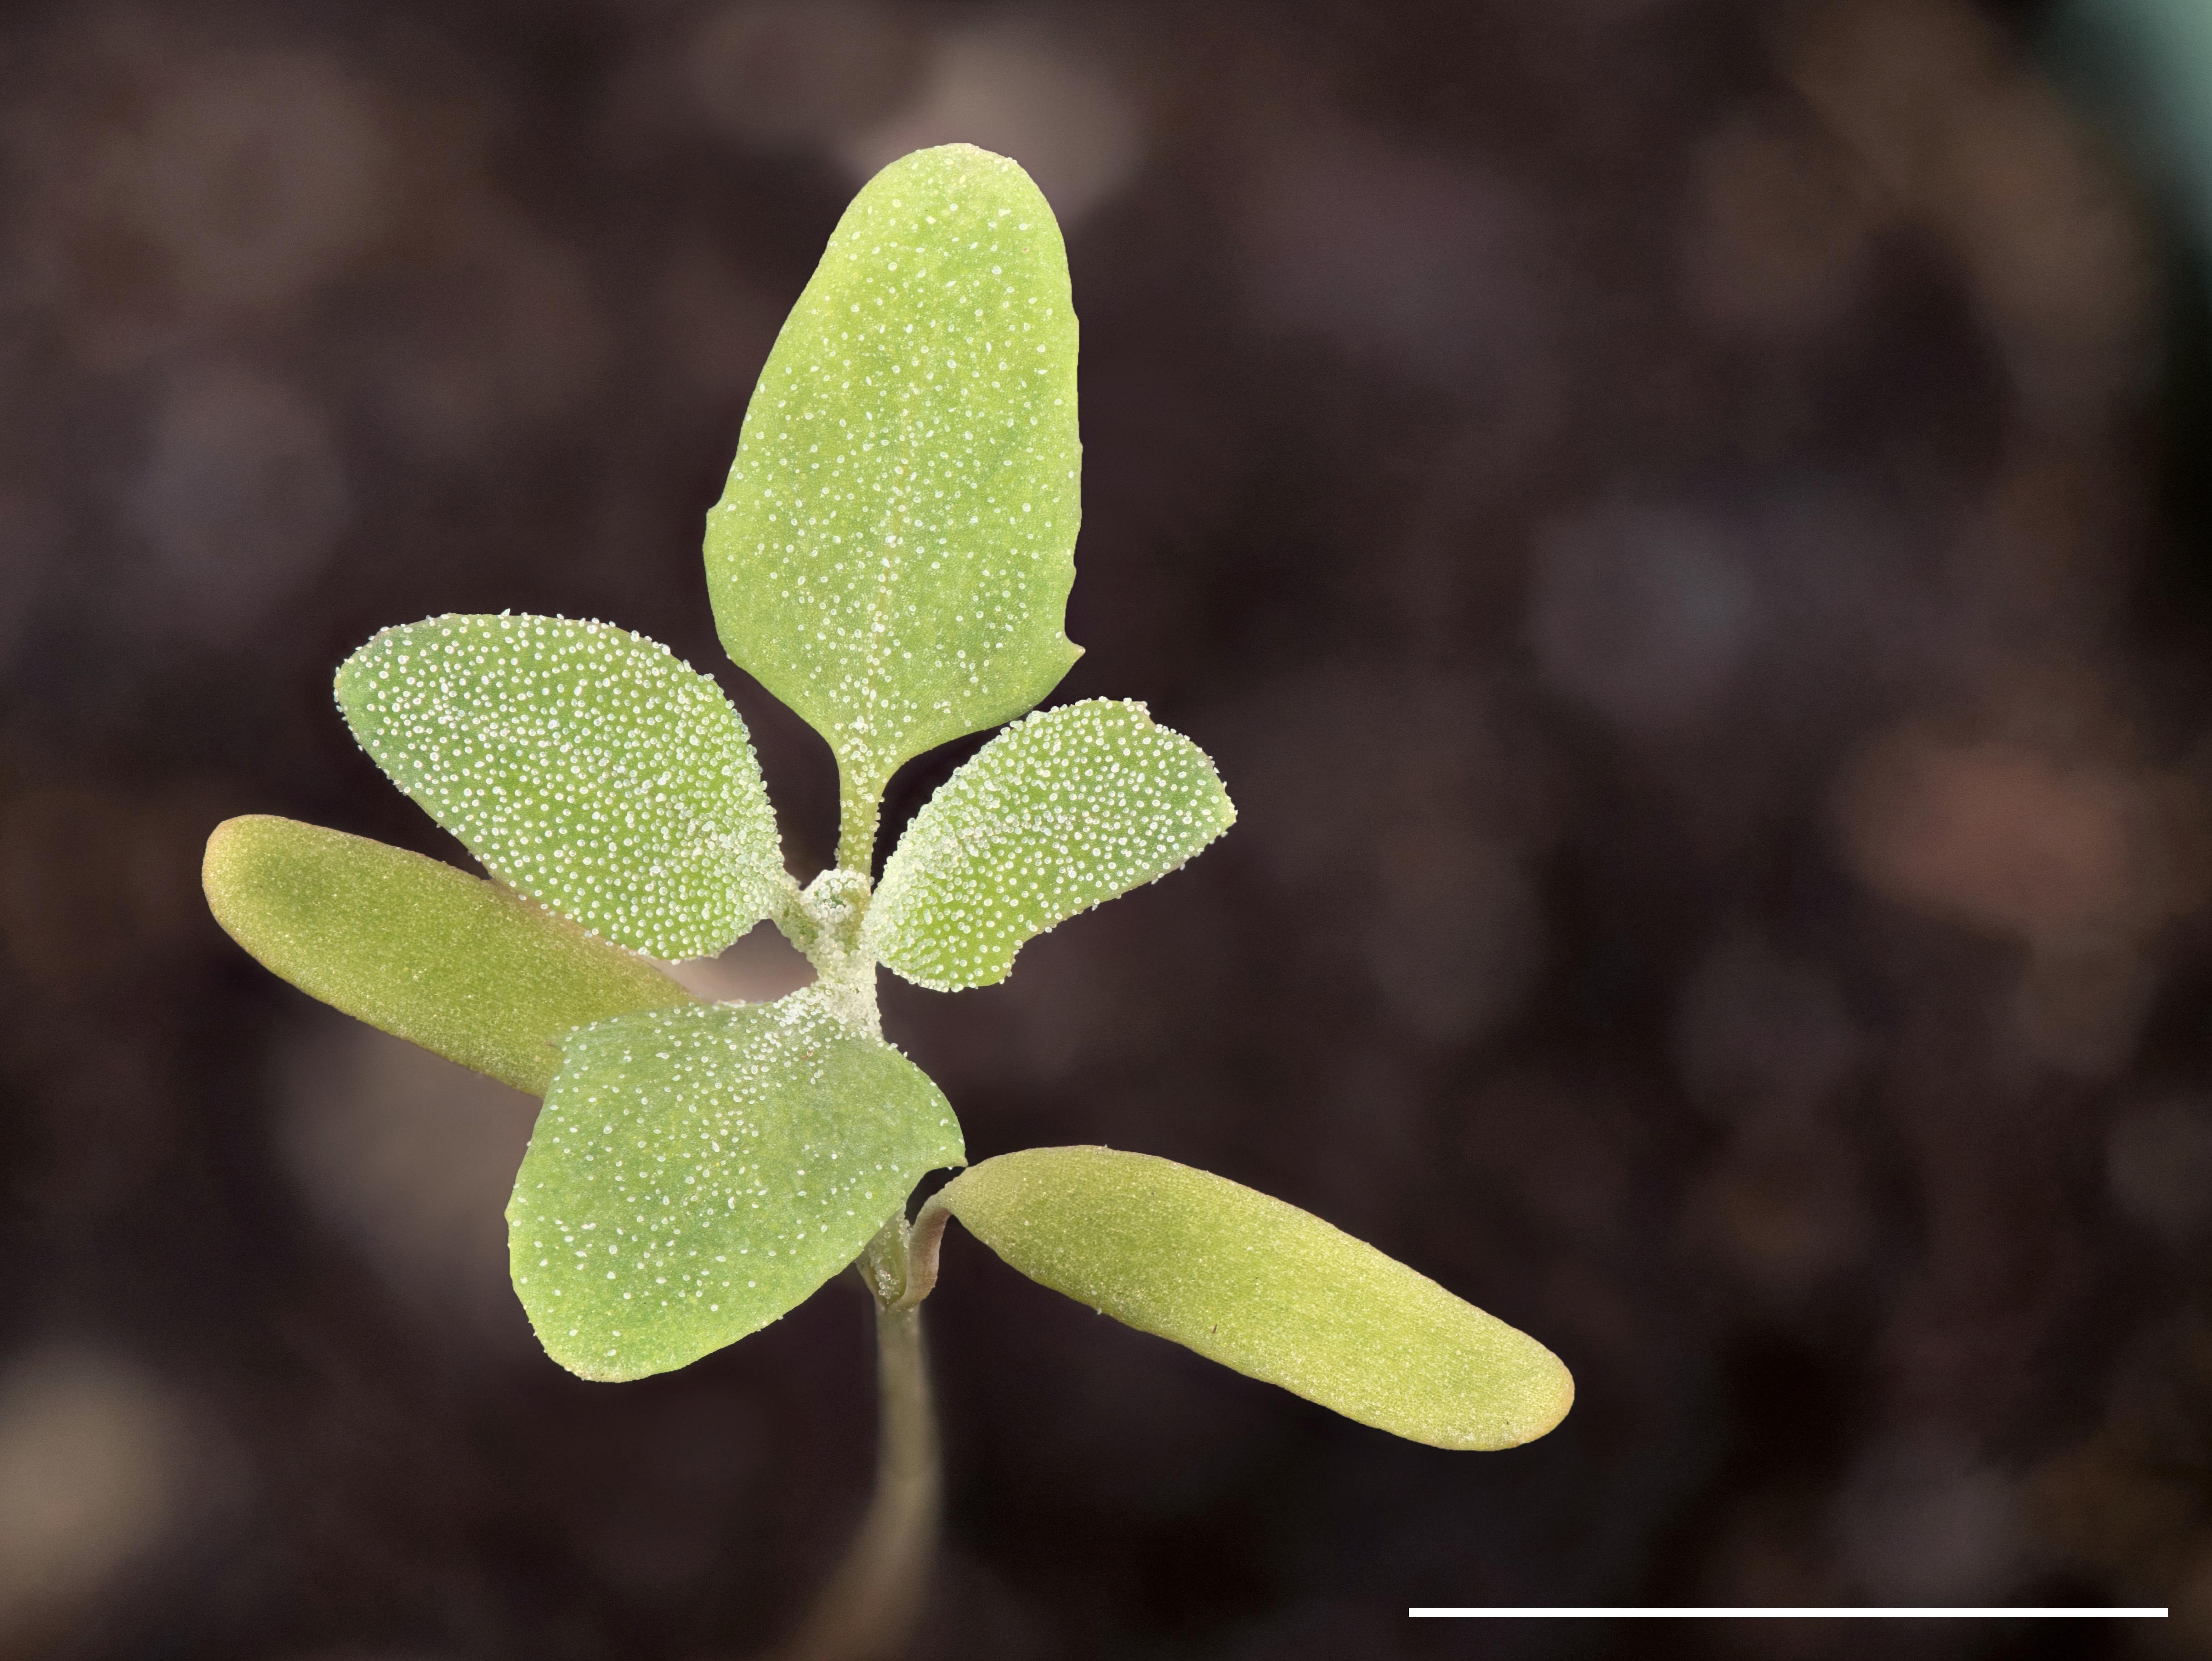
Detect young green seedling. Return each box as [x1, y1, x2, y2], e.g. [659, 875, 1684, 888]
[203, 144, 1572, 1652]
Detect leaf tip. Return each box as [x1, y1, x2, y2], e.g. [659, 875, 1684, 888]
[201, 816, 243, 912]
[1487, 1345, 1575, 1450]
[201, 813, 280, 922]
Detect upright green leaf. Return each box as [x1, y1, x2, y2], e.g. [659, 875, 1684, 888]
[335, 614, 785, 960]
[510, 989, 966, 1381]
[868, 700, 1235, 990]
[203, 815, 694, 1095]
[931, 1147, 1573, 1451]
[704, 144, 1082, 854]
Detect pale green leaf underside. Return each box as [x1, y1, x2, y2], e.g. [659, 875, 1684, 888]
[203, 815, 694, 1095]
[335, 615, 784, 960]
[868, 700, 1235, 990]
[934, 1146, 1574, 1450]
[704, 143, 1082, 806]
[510, 989, 966, 1381]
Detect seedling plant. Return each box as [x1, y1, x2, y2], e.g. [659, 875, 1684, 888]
[204, 145, 1572, 1657]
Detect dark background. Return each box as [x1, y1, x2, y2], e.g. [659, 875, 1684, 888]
[3, 0, 2211, 1656]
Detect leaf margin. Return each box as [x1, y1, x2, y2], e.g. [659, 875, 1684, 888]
[865, 698, 1236, 991]
[203, 813, 696, 1095]
[508, 988, 967, 1382]
[921, 1144, 1573, 1451]
[334, 612, 788, 961]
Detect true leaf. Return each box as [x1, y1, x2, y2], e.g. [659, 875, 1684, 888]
[335, 614, 785, 959]
[703, 144, 1082, 851]
[509, 989, 965, 1381]
[930, 1146, 1573, 1450]
[868, 699, 1235, 990]
[203, 815, 695, 1095]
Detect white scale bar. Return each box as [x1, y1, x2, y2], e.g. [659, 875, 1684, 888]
[1410, 1608, 2168, 1619]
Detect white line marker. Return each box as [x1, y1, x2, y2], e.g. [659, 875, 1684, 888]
[1410, 1608, 2168, 1619]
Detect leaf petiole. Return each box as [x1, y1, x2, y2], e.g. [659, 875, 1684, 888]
[836, 765, 884, 881]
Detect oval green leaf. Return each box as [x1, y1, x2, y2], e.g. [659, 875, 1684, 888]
[335, 614, 785, 960]
[868, 700, 1235, 990]
[509, 989, 966, 1381]
[704, 144, 1082, 838]
[932, 1146, 1573, 1450]
[203, 815, 695, 1095]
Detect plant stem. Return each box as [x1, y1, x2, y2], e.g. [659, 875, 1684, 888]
[777, 1222, 940, 1661]
[770, 815, 927, 1659]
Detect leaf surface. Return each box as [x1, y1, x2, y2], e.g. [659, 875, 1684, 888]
[335, 614, 784, 959]
[203, 815, 694, 1095]
[704, 144, 1081, 828]
[933, 1146, 1573, 1450]
[869, 700, 1234, 989]
[509, 990, 965, 1381]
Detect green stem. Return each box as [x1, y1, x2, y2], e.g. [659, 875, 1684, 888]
[777, 1221, 940, 1661]
[767, 842, 920, 1658]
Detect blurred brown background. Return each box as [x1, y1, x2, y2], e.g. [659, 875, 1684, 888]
[4, 0, 2212, 1655]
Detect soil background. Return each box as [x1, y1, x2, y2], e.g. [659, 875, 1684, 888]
[3, 1, 2211, 1656]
